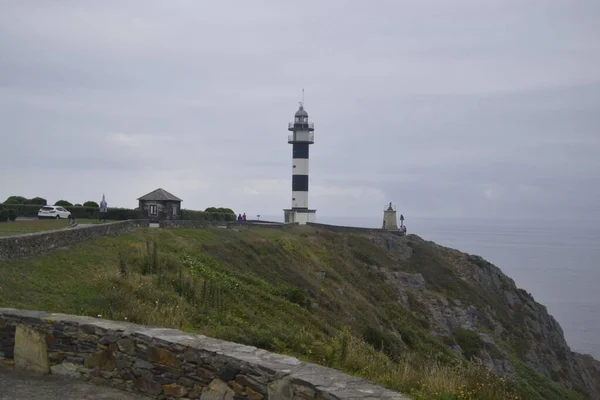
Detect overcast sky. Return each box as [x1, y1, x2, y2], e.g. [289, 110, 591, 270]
[1, 0, 599, 221]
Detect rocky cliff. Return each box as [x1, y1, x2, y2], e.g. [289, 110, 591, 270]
[370, 233, 600, 398]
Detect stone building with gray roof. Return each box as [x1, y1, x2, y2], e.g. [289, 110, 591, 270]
[137, 188, 182, 221]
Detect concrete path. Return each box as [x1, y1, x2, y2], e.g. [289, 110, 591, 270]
[0, 369, 149, 400]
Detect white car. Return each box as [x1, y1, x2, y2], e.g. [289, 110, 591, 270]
[38, 206, 72, 220]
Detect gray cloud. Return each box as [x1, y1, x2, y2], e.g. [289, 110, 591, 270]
[0, 0, 599, 220]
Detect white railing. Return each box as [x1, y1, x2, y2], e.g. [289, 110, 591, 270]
[288, 122, 314, 130]
[288, 132, 315, 143]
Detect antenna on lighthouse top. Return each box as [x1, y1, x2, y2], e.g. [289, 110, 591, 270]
[298, 88, 304, 108]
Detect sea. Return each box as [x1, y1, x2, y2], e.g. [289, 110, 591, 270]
[261, 215, 600, 359]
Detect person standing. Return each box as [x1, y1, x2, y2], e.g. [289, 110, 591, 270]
[237, 214, 243, 225]
[242, 213, 247, 223]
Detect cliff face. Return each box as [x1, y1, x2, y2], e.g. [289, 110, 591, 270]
[370, 233, 600, 398]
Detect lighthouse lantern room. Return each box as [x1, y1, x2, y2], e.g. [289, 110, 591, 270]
[283, 102, 317, 225]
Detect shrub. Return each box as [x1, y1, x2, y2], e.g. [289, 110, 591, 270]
[55, 200, 73, 207]
[23, 197, 47, 205]
[217, 207, 235, 215]
[362, 326, 405, 360]
[274, 285, 311, 308]
[0, 209, 8, 222]
[182, 209, 236, 222]
[4, 196, 26, 204]
[83, 201, 99, 208]
[7, 209, 17, 222]
[454, 328, 483, 360]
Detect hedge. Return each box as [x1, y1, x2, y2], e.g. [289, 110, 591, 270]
[0, 204, 236, 222]
[182, 209, 236, 221]
[0, 204, 136, 220]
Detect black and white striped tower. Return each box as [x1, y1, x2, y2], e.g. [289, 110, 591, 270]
[283, 102, 317, 224]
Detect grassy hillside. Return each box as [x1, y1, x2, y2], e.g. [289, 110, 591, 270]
[0, 226, 592, 400]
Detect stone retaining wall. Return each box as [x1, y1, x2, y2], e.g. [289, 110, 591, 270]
[0, 220, 150, 261]
[0, 308, 408, 400]
[306, 222, 387, 234]
[159, 220, 228, 229]
[160, 220, 298, 230]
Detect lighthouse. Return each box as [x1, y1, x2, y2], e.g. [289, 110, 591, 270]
[283, 102, 317, 225]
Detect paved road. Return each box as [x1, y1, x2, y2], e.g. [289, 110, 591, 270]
[0, 369, 149, 400]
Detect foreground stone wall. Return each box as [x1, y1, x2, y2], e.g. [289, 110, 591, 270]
[0, 308, 408, 400]
[0, 220, 150, 261]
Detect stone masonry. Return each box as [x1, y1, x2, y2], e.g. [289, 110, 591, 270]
[0, 308, 409, 400]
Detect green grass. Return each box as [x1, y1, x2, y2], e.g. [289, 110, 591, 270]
[0, 219, 110, 236]
[0, 219, 72, 236]
[0, 226, 586, 400]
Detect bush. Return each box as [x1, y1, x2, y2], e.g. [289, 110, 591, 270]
[4, 196, 26, 204]
[55, 200, 73, 207]
[83, 201, 99, 208]
[204, 207, 235, 216]
[454, 328, 483, 360]
[7, 209, 17, 222]
[0, 209, 8, 222]
[23, 197, 47, 205]
[3, 198, 21, 205]
[182, 209, 236, 222]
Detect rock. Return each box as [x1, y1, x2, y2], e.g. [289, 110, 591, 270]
[117, 338, 136, 355]
[164, 383, 188, 398]
[291, 383, 315, 399]
[226, 380, 244, 396]
[197, 367, 217, 381]
[450, 345, 463, 357]
[200, 379, 234, 400]
[267, 377, 293, 400]
[246, 387, 264, 400]
[14, 324, 49, 374]
[135, 378, 163, 396]
[84, 349, 116, 371]
[50, 362, 80, 378]
[189, 383, 205, 399]
[235, 374, 266, 394]
[147, 346, 179, 367]
[391, 272, 426, 290]
[133, 358, 155, 370]
[478, 333, 495, 345]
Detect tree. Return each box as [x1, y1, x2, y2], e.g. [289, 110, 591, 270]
[4, 196, 26, 204]
[0, 209, 8, 222]
[24, 197, 47, 205]
[74, 204, 82, 207]
[7, 209, 17, 221]
[54, 200, 73, 207]
[205, 207, 218, 213]
[83, 201, 99, 208]
[217, 207, 235, 215]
